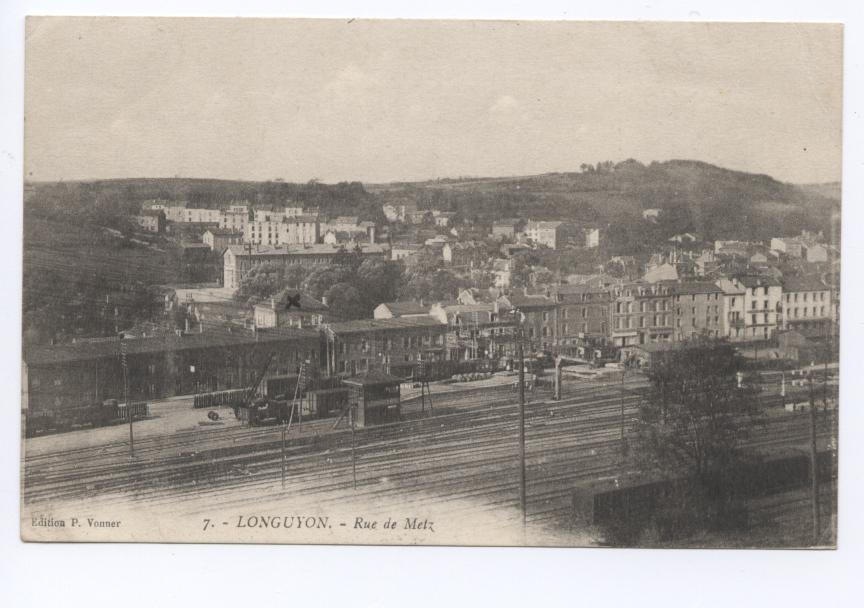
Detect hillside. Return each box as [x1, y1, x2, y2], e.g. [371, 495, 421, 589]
[371, 160, 840, 245]
[24, 178, 385, 223]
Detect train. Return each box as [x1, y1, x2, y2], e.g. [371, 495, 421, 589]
[23, 399, 149, 438]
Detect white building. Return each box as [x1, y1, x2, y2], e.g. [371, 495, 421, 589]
[524, 221, 566, 249]
[719, 276, 782, 340]
[243, 215, 320, 246]
[781, 276, 832, 330]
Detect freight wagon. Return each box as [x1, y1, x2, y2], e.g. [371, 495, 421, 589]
[23, 400, 149, 437]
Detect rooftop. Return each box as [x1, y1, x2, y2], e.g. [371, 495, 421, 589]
[667, 281, 724, 295]
[226, 243, 388, 257]
[324, 316, 446, 335]
[341, 371, 404, 387]
[257, 289, 329, 312]
[377, 301, 430, 316]
[24, 326, 321, 367]
[783, 276, 828, 293]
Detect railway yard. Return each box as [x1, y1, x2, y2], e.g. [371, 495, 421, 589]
[21, 372, 838, 545]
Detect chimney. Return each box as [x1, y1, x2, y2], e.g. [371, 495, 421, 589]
[321, 295, 328, 307]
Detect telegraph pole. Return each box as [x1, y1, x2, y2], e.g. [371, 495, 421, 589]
[620, 368, 626, 448]
[350, 403, 358, 491]
[516, 312, 527, 527]
[121, 339, 134, 459]
[807, 372, 820, 544]
[281, 423, 287, 489]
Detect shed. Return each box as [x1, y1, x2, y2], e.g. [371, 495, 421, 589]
[341, 371, 402, 427]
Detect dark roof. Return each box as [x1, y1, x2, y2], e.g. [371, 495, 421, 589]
[258, 290, 328, 312]
[502, 294, 556, 309]
[553, 284, 609, 296]
[341, 371, 404, 387]
[325, 317, 445, 335]
[378, 301, 429, 316]
[23, 327, 321, 367]
[735, 275, 781, 288]
[668, 281, 723, 295]
[205, 227, 243, 236]
[783, 276, 828, 293]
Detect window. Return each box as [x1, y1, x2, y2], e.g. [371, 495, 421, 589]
[542, 311, 549, 322]
[731, 297, 736, 307]
[640, 317, 645, 328]
[751, 314, 757, 324]
[562, 323, 569, 334]
[562, 308, 568, 319]
[751, 301, 756, 310]
[803, 293, 809, 302]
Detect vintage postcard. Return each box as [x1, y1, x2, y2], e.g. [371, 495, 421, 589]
[21, 17, 841, 547]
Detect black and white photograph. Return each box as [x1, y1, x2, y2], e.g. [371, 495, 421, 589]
[19, 17, 843, 549]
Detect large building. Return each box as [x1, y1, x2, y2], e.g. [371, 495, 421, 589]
[727, 275, 783, 340]
[223, 243, 389, 290]
[323, 317, 448, 377]
[22, 327, 324, 412]
[669, 281, 725, 340]
[781, 276, 833, 332]
[552, 283, 612, 353]
[244, 215, 320, 246]
[608, 282, 674, 347]
[497, 294, 558, 352]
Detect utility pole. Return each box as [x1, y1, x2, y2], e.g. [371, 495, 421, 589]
[121, 339, 133, 459]
[808, 372, 820, 544]
[281, 423, 287, 489]
[620, 368, 627, 449]
[350, 403, 357, 491]
[516, 314, 527, 527]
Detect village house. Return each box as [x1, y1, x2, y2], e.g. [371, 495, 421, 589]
[202, 227, 243, 251]
[253, 289, 330, 329]
[134, 209, 166, 234]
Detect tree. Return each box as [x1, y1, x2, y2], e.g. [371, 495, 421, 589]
[613, 338, 765, 544]
[302, 265, 354, 300]
[323, 282, 365, 320]
[354, 258, 404, 313]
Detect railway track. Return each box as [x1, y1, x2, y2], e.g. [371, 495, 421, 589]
[23, 380, 837, 536]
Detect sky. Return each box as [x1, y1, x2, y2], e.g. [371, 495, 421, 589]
[24, 18, 843, 184]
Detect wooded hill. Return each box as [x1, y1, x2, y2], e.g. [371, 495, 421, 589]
[370, 159, 840, 248]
